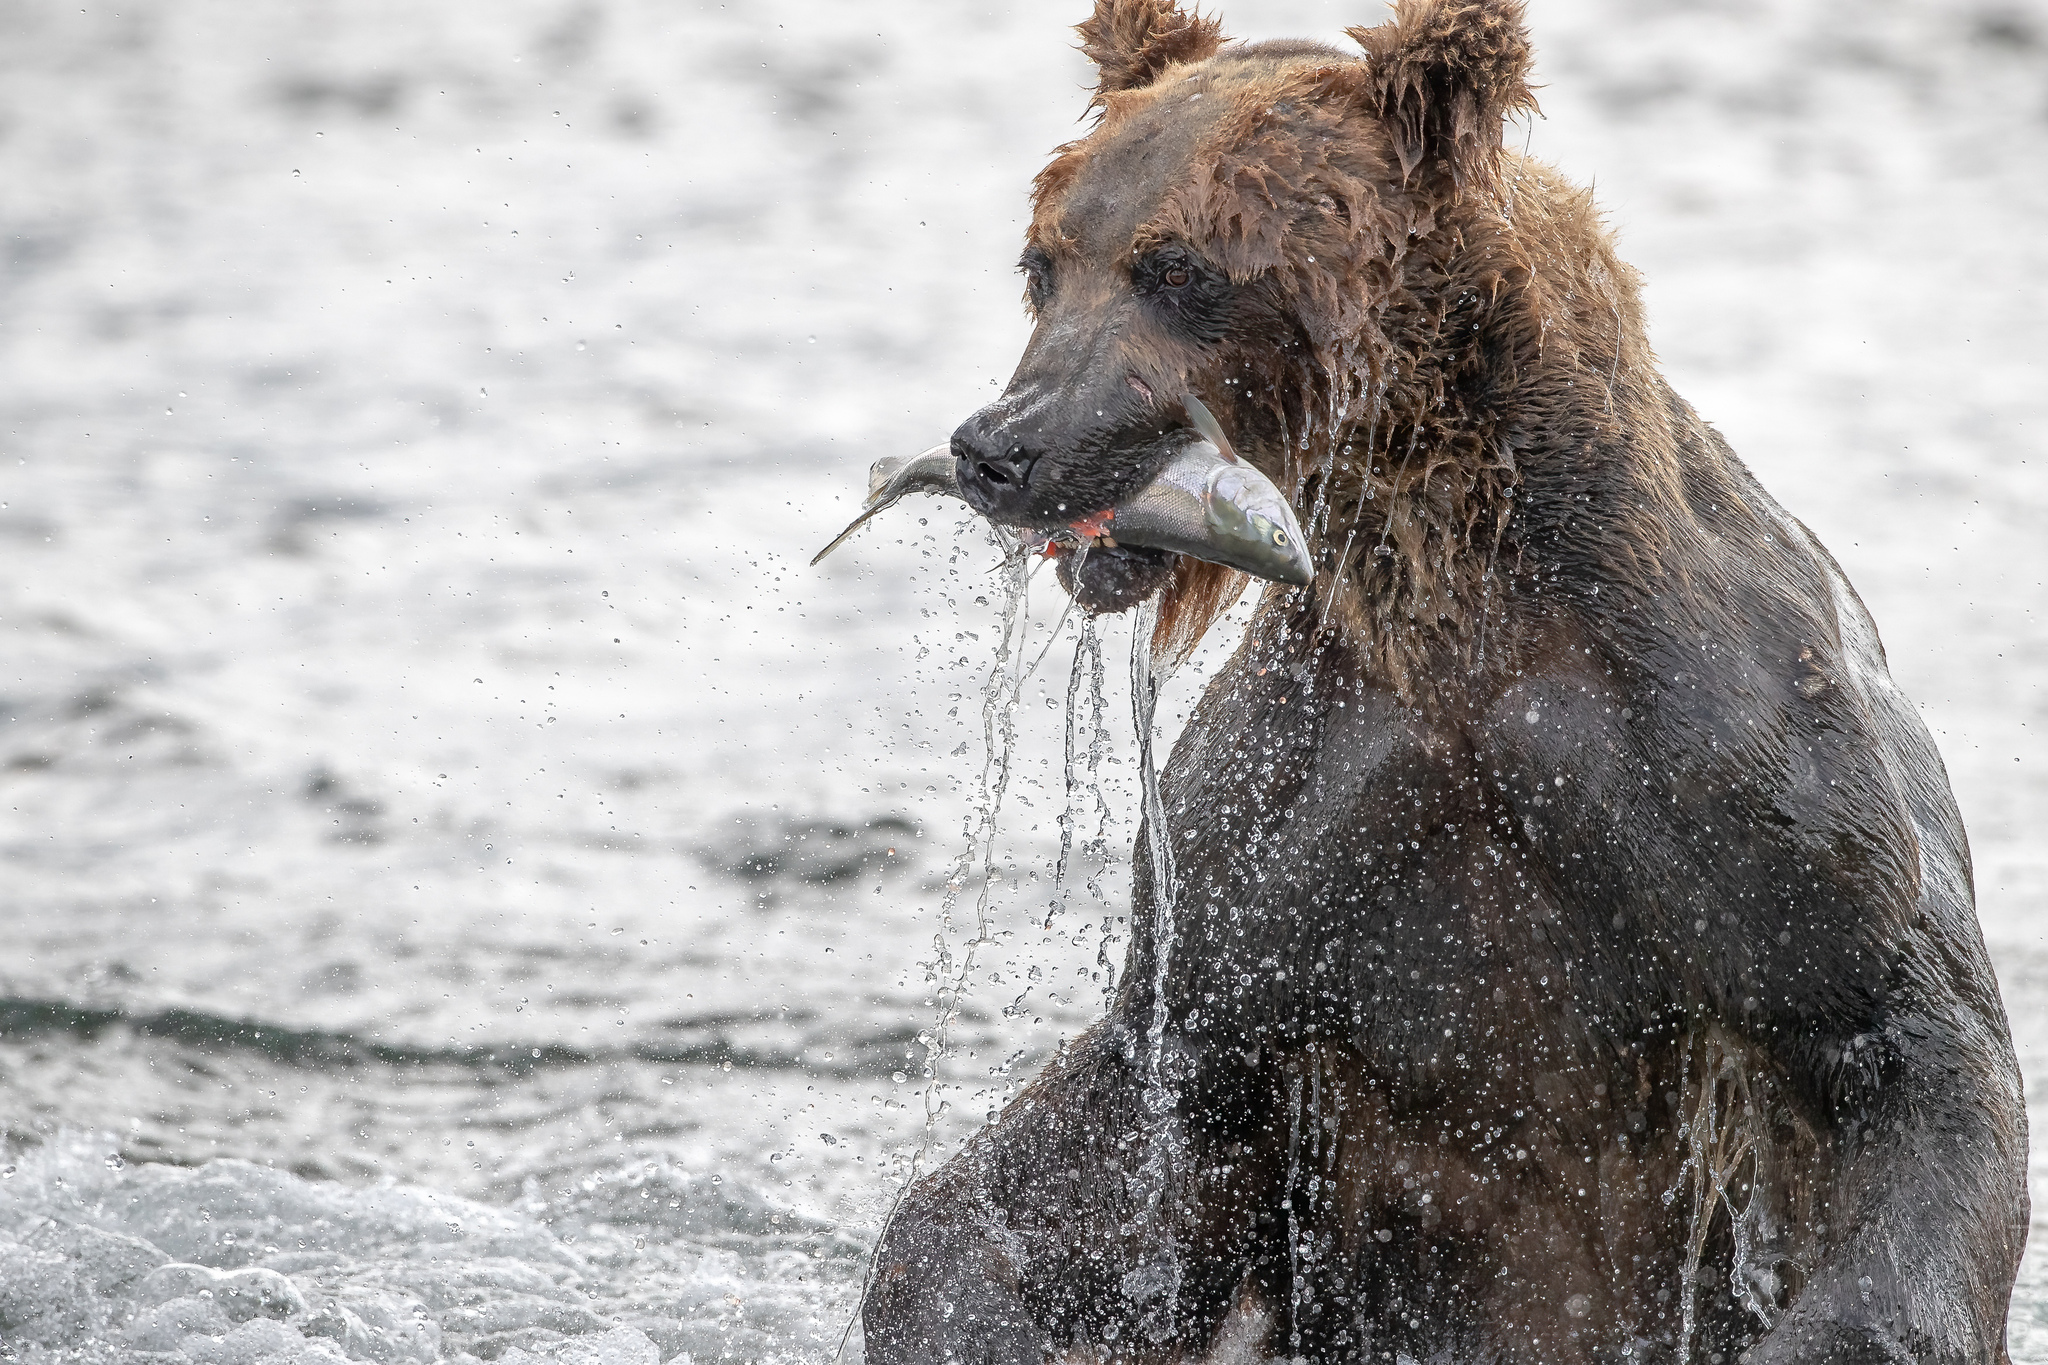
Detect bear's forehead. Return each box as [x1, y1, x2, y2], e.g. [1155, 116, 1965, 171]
[1040, 50, 1368, 261]
[1055, 98, 1229, 256]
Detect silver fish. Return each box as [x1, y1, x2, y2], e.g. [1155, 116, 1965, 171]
[812, 397, 1313, 587]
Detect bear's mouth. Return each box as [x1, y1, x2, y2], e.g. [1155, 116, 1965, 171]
[813, 396, 1312, 612]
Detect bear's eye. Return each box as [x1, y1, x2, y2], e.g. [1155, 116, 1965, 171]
[1133, 249, 1230, 342]
[1018, 247, 1054, 309]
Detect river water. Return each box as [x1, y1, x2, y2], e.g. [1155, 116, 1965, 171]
[1, 0, 2045, 1360]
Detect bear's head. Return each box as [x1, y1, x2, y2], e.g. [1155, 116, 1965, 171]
[950, 0, 1553, 659]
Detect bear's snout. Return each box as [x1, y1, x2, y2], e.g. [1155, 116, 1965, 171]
[949, 410, 1043, 523]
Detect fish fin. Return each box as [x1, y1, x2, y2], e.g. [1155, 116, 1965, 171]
[1182, 394, 1239, 463]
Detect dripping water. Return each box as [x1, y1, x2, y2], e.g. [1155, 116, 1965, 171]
[1320, 528, 1358, 632]
[1309, 1040, 1325, 1180]
[940, 543, 1032, 1061]
[1054, 617, 1088, 907]
[1306, 1043, 1329, 1346]
[1361, 382, 1383, 504]
[1306, 381, 1346, 542]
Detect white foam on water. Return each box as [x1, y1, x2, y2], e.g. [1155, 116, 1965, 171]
[0, 1135, 864, 1364]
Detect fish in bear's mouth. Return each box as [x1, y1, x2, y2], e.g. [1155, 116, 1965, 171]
[812, 395, 1312, 613]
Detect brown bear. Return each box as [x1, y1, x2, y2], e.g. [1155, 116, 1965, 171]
[859, 2, 2029, 1362]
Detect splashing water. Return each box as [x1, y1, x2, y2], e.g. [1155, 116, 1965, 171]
[916, 544, 1029, 1141]
[848, 543, 1033, 1359]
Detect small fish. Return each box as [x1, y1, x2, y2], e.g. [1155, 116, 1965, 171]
[812, 397, 1313, 587]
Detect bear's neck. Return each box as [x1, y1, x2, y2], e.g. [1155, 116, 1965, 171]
[1283, 163, 1665, 708]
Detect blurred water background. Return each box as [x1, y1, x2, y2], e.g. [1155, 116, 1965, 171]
[0, 0, 2045, 1360]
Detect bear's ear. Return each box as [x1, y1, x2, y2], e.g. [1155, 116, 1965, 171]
[1077, 0, 1228, 104]
[1344, 0, 1536, 190]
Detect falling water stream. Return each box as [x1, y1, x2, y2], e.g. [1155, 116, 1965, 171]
[1121, 596, 1194, 1341]
[850, 564, 1200, 1350]
[1130, 596, 1180, 1101]
[1057, 616, 1120, 1005]
[912, 543, 1029, 1158]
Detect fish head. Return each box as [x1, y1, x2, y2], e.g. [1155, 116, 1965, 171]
[1194, 459, 1315, 586]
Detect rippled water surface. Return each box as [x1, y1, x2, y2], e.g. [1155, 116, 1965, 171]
[2, 0, 2046, 1359]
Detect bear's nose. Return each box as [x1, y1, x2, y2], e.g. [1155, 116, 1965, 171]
[950, 413, 1040, 523]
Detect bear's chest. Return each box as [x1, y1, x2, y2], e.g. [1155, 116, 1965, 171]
[1161, 653, 1663, 1097]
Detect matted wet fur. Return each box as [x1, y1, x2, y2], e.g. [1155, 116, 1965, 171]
[862, 2, 2029, 1363]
